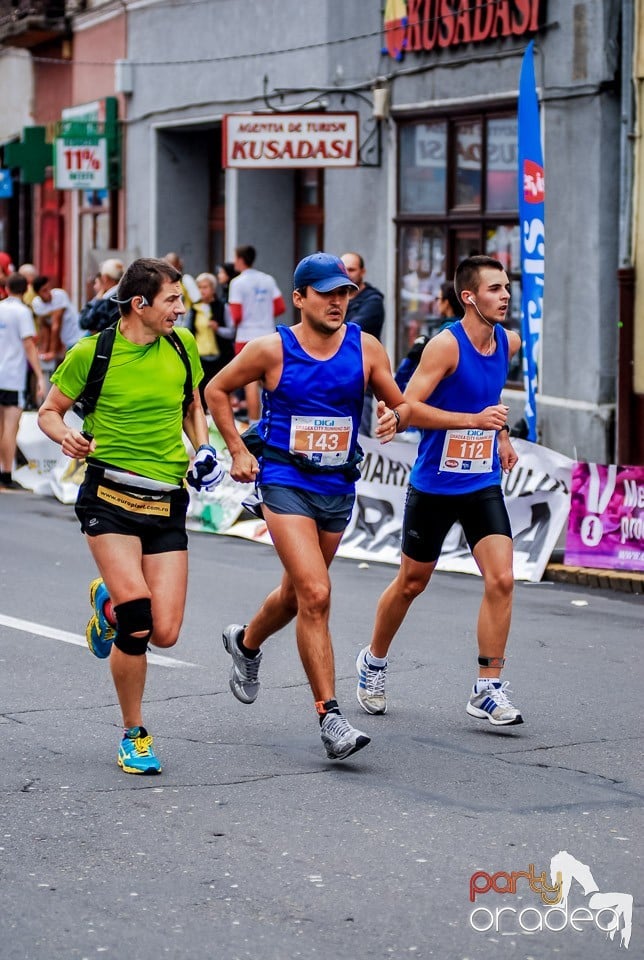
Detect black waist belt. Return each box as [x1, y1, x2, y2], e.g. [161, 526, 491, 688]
[241, 425, 363, 482]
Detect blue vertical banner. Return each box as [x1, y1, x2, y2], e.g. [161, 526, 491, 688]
[0, 168, 13, 198]
[517, 41, 545, 442]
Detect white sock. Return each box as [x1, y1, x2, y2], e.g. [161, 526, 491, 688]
[476, 677, 501, 691]
[366, 650, 387, 668]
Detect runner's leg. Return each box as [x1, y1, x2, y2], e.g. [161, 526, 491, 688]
[255, 507, 343, 703]
[0, 405, 22, 473]
[471, 534, 514, 677]
[369, 553, 435, 659]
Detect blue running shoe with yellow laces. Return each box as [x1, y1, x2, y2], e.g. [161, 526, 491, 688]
[86, 577, 117, 659]
[118, 726, 162, 775]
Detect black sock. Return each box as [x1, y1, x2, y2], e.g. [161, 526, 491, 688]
[237, 631, 259, 659]
[0, 472, 11, 484]
[318, 699, 341, 724]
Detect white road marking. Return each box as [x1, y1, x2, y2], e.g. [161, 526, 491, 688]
[0, 613, 195, 668]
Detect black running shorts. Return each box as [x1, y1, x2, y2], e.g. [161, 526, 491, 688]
[402, 484, 512, 563]
[0, 389, 23, 407]
[75, 468, 189, 554]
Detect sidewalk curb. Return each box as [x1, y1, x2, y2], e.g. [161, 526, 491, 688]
[544, 563, 644, 595]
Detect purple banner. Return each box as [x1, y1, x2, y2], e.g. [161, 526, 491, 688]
[565, 462, 644, 572]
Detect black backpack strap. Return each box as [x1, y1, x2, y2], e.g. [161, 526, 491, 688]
[72, 324, 117, 420]
[164, 330, 193, 418]
[73, 326, 194, 422]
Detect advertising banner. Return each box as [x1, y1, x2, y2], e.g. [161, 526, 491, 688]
[55, 135, 107, 190]
[16, 416, 572, 583]
[217, 436, 572, 583]
[517, 40, 545, 442]
[565, 462, 644, 573]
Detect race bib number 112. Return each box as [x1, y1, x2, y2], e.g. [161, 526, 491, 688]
[439, 429, 495, 473]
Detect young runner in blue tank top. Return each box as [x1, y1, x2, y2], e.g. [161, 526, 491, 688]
[206, 252, 409, 761]
[357, 255, 525, 727]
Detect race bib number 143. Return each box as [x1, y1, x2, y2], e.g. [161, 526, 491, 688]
[289, 415, 352, 467]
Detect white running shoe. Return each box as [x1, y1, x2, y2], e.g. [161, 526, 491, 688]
[222, 624, 262, 704]
[320, 711, 371, 760]
[356, 646, 388, 715]
[466, 680, 524, 726]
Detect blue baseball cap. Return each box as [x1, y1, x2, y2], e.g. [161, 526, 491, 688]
[293, 252, 358, 293]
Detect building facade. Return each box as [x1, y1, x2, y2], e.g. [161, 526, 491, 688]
[1, 0, 641, 465]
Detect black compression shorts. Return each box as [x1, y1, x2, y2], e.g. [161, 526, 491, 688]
[402, 484, 512, 563]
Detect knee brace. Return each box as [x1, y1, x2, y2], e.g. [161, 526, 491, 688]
[113, 598, 153, 656]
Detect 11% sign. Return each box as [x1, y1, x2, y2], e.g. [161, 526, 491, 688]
[54, 136, 107, 189]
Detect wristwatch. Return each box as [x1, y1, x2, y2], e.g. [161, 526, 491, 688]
[499, 423, 510, 434]
[392, 408, 401, 431]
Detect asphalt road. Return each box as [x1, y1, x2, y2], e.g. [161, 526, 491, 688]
[1, 491, 642, 960]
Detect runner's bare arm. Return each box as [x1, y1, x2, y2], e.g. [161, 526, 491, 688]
[37, 385, 95, 458]
[361, 334, 410, 439]
[205, 335, 282, 482]
[182, 388, 210, 451]
[404, 331, 508, 431]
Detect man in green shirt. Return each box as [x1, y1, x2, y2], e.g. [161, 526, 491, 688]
[38, 258, 224, 775]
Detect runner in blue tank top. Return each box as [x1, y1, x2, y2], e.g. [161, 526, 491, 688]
[356, 256, 525, 727]
[206, 252, 409, 761]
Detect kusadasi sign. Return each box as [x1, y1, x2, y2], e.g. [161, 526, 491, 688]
[382, 0, 546, 60]
[222, 114, 359, 169]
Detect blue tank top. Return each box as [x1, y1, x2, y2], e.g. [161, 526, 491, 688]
[258, 322, 364, 494]
[410, 321, 510, 495]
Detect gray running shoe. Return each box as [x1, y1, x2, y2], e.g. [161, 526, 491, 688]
[320, 711, 371, 760]
[356, 646, 388, 715]
[222, 624, 262, 704]
[466, 680, 523, 726]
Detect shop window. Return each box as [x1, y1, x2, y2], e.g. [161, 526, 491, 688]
[399, 121, 446, 214]
[396, 110, 521, 384]
[487, 118, 519, 212]
[454, 120, 482, 209]
[295, 170, 324, 261]
[78, 189, 115, 300]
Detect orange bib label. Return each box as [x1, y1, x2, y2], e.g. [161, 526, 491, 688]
[289, 415, 353, 467]
[439, 429, 495, 474]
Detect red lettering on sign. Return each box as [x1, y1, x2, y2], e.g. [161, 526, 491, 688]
[387, 0, 544, 57]
[472, 0, 495, 41]
[490, 0, 513, 39]
[453, 0, 473, 44]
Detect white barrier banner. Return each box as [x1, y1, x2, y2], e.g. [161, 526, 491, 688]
[16, 413, 572, 582]
[214, 435, 573, 582]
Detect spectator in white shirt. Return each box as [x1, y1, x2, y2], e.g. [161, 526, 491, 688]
[228, 245, 286, 424]
[31, 276, 82, 361]
[0, 274, 45, 489]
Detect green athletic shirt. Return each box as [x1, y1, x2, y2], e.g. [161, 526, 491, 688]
[52, 324, 204, 484]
